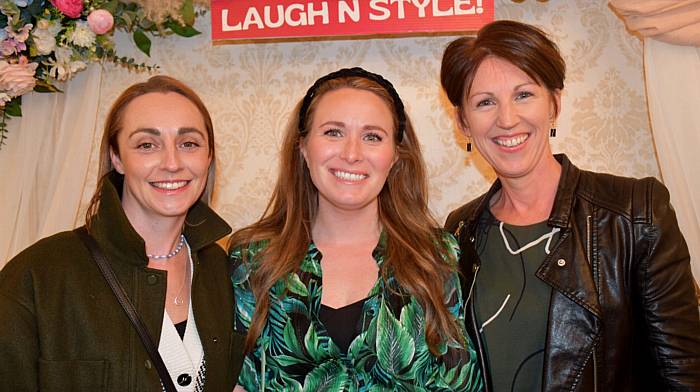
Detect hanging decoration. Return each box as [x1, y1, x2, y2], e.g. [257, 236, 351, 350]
[0, 0, 202, 148]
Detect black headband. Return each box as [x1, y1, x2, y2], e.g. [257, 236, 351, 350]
[297, 67, 406, 143]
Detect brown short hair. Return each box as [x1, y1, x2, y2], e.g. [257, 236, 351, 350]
[85, 75, 216, 228]
[441, 20, 565, 116]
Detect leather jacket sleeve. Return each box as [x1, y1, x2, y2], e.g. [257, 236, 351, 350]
[636, 178, 700, 390]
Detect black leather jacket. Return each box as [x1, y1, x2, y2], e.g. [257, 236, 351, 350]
[445, 154, 700, 392]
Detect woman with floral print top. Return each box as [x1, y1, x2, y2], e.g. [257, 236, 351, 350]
[229, 68, 483, 391]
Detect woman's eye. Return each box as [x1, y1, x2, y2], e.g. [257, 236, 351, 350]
[323, 128, 342, 137]
[476, 98, 494, 108]
[363, 133, 383, 142]
[181, 141, 200, 149]
[137, 142, 155, 150]
[516, 91, 534, 100]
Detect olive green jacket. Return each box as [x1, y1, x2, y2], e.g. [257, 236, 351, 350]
[0, 173, 244, 392]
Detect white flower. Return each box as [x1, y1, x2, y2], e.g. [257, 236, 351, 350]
[67, 21, 95, 48]
[46, 46, 86, 81]
[31, 19, 62, 55]
[0, 91, 12, 107]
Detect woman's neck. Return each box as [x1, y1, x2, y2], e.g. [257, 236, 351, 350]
[491, 155, 562, 226]
[312, 200, 381, 246]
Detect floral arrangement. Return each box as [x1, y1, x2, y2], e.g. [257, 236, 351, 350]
[0, 0, 201, 147]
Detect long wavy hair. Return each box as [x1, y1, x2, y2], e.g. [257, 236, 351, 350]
[85, 75, 216, 229]
[230, 75, 462, 355]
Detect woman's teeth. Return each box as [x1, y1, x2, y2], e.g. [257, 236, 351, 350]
[151, 181, 188, 190]
[494, 134, 528, 147]
[334, 170, 367, 182]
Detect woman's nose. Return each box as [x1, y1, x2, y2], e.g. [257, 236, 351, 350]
[496, 101, 519, 129]
[340, 136, 362, 163]
[161, 145, 181, 171]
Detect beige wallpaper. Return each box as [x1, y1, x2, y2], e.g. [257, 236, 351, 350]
[78, 0, 659, 231]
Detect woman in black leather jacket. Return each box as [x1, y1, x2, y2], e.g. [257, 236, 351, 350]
[440, 20, 700, 392]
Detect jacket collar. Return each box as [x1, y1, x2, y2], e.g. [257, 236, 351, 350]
[465, 154, 580, 232]
[89, 171, 231, 266]
[547, 154, 580, 228]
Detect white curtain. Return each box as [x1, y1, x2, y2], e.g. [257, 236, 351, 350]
[0, 64, 103, 266]
[643, 39, 700, 283]
[610, 0, 700, 285]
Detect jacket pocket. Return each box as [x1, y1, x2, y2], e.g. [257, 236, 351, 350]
[38, 359, 108, 391]
[230, 331, 247, 381]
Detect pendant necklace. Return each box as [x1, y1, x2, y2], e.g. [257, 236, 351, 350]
[173, 247, 190, 306]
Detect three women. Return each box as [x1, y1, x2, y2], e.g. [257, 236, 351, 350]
[440, 20, 700, 391]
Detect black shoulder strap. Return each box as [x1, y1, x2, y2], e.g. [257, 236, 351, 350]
[75, 227, 177, 392]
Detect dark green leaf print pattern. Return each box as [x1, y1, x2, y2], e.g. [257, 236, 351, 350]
[231, 234, 483, 392]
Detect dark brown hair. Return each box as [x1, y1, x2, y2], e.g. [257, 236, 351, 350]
[441, 20, 565, 119]
[230, 74, 462, 355]
[85, 75, 216, 228]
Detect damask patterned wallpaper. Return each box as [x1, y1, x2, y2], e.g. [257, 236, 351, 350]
[78, 0, 659, 230]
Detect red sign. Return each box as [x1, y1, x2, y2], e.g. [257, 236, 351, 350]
[211, 0, 494, 42]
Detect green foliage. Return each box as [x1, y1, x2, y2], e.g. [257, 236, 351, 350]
[132, 29, 151, 56]
[0, 0, 204, 149]
[4, 97, 22, 117]
[166, 20, 200, 37]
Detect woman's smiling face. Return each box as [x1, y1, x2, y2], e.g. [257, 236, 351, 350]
[301, 87, 397, 214]
[110, 92, 211, 223]
[459, 55, 560, 181]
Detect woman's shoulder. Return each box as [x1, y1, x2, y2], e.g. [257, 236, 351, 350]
[0, 230, 89, 301]
[444, 193, 489, 235]
[576, 170, 667, 220]
[2, 230, 85, 275]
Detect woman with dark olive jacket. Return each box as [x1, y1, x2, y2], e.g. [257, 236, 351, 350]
[0, 76, 244, 391]
[440, 21, 700, 391]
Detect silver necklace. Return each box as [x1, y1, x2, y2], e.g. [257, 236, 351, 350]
[147, 234, 185, 260]
[498, 221, 560, 255]
[173, 252, 190, 306]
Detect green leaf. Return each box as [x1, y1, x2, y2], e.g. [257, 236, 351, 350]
[179, 0, 195, 26]
[303, 325, 324, 362]
[102, 0, 119, 14]
[166, 20, 200, 37]
[301, 361, 348, 392]
[4, 98, 22, 117]
[287, 273, 308, 297]
[34, 80, 62, 93]
[133, 29, 151, 56]
[282, 321, 305, 357]
[376, 301, 415, 375]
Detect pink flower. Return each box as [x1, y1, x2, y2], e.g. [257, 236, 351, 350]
[50, 0, 83, 18]
[87, 10, 114, 35]
[0, 56, 38, 104]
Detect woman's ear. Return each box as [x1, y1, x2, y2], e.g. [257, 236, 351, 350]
[551, 89, 562, 118]
[299, 139, 309, 164]
[110, 147, 125, 174]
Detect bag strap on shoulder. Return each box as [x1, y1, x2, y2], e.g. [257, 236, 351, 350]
[75, 227, 178, 392]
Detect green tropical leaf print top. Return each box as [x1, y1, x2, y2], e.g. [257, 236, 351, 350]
[230, 233, 483, 392]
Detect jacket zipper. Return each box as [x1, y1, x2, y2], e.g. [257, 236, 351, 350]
[586, 214, 598, 392]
